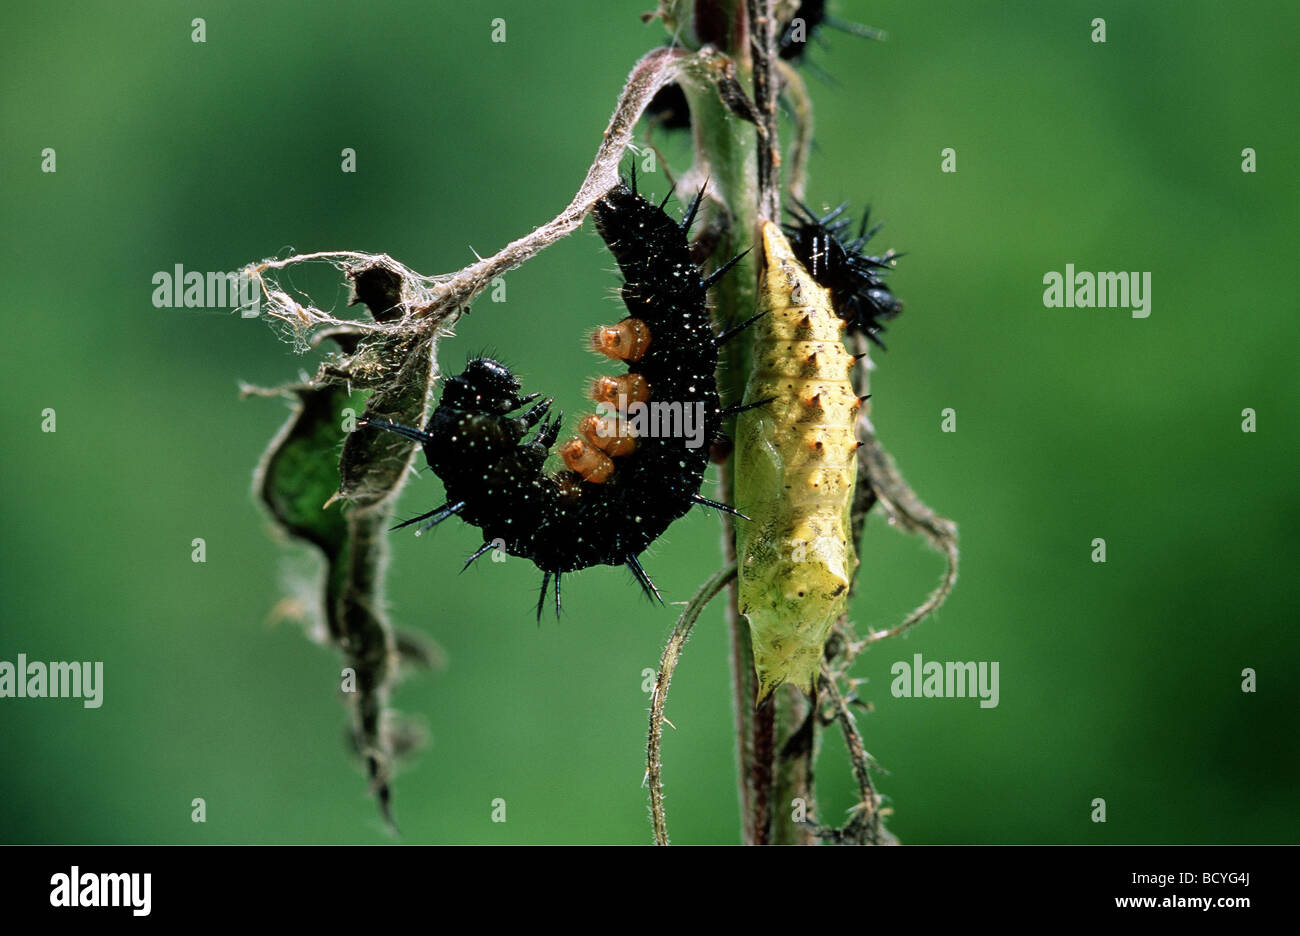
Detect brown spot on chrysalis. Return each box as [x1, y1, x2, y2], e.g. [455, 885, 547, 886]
[800, 349, 825, 377]
[560, 437, 614, 483]
[591, 317, 652, 362]
[590, 373, 650, 406]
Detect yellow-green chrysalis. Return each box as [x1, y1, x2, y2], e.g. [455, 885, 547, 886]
[735, 222, 861, 701]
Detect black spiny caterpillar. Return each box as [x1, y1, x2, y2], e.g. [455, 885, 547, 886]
[361, 177, 754, 618]
[784, 200, 903, 348]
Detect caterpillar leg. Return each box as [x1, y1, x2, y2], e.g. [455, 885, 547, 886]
[533, 412, 563, 449]
[516, 396, 553, 430]
[625, 554, 664, 605]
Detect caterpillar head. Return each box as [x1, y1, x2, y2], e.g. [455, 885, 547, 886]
[442, 357, 527, 414]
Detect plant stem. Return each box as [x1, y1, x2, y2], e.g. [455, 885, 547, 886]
[647, 564, 737, 844]
[689, 0, 816, 846]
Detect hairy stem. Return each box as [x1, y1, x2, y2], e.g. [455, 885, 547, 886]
[692, 0, 814, 847]
[747, 0, 781, 221]
[687, 2, 764, 840]
[647, 564, 737, 845]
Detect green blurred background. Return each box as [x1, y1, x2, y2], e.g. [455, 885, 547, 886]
[2, 0, 1296, 844]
